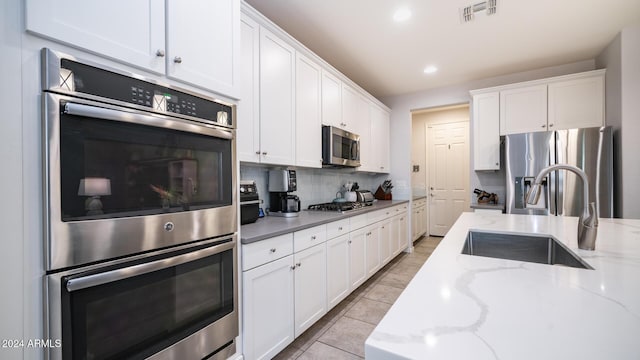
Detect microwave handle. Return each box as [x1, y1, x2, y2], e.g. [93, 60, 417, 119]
[65, 239, 235, 292]
[64, 102, 232, 140]
[350, 141, 359, 160]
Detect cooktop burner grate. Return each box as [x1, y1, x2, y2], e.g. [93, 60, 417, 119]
[307, 201, 371, 212]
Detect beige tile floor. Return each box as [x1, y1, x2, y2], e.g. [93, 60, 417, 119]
[273, 236, 443, 360]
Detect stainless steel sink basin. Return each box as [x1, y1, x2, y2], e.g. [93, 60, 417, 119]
[461, 231, 593, 269]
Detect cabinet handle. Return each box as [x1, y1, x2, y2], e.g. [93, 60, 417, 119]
[496, 162, 499, 166]
[549, 123, 554, 128]
[269, 248, 276, 253]
[380, 166, 384, 170]
[348, 240, 352, 244]
[262, 152, 267, 155]
[174, 56, 183, 64]
[541, 124, 546, 128]
[296, 262, 301, 267]
[255, 151, 261, 155]
[156, 49, 165, 57]
[290, 265, 296, 270]
[338, 226, 343, 230]
[401, 217, 404, 220]
[311, 235, 316, 240]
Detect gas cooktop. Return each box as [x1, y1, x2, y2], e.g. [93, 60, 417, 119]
[307, 201, 371, 212]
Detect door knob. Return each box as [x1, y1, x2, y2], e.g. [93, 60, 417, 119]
[174, 56, 182, 64]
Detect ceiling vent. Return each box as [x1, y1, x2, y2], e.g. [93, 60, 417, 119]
[461, 0, 497, 23]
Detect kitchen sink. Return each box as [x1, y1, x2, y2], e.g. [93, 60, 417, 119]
[461, 230, 593, 269]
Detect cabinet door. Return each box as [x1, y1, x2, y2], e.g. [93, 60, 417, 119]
[294, 243, 327, 337]
[295, 54, 322, 168]
[25, 0, 165, 74]
[500, 85, 548, 135]
[472, 92, 500, 170]
[243, 255, 294, 360]
[349, 228, 367, 290]
[370, 105, 391, 173]
[548, 74, 604, 130]
[259, 27, 296, 165]
[365, 225, 380, 278]
[238, 14, 261, 162]
[394, 213, 408, 257]
[341, 84, 366, 133]
[379, 219, 392, 265]
[326, 234, 350, 310]
[166, 0, 240, 97]
[321, 70, 342, 128]
[411, 208, 419, 241]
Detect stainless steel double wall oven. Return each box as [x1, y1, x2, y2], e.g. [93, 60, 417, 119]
[42, 49, 238, 360]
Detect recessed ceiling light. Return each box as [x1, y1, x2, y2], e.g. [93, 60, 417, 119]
[423, 66, 438, 74]
[393, 7, 411, 22]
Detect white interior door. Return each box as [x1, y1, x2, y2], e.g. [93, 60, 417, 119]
[428, 122, 470, 236]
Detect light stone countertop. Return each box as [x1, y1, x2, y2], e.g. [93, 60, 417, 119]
[365, 212, 640, 360]
[240, 200, 409, 244]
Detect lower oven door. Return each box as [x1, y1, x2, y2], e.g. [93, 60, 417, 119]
[46, 236, 238, 360]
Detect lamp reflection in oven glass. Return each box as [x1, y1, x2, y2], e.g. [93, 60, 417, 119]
[78, 177, 111, 215]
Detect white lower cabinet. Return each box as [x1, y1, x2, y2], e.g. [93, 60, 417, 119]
[391, 212, 408, 257]
[243, 255, 294, 360]
[378, 219, 392, 265]
[294, 243, 327, 337]
[365, 224, 380, 277]
[349, 227, 367, 290]
[326, 234, 350, 310]
[242, 204, 410, 360]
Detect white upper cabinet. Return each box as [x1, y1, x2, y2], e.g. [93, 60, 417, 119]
[238, 14, 260, 163]
[165, 0, 240, 98]
[370, 105, 391, 173]
[500, 84, 548, 135]
[26, 0, 166, 74]
[295, 54, 322, 168]
[321, 70, 343, 128]
[341, 83, 367, 134]
[548, 73, 604, 130]
[258, 27, 296, 165]
[26, 0, 241, 98]
[472, 91, 500, 170]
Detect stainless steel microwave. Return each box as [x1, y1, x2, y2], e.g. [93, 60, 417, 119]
[322, 126, 360, 167]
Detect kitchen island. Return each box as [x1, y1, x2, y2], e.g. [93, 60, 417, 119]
[365, 212, 640, 359]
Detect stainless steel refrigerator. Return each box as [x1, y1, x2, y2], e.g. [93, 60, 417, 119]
[505, 126, 613, 218]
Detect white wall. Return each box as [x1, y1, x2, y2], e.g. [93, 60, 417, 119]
[0, 0, 24, 358]
[596, 23, 640, 219]
[384, 60, 596, 206]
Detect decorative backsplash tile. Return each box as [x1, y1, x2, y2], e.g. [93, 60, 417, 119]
[240, 164, 389, 210]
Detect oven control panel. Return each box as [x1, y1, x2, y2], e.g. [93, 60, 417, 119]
[51, 53, 234, 128]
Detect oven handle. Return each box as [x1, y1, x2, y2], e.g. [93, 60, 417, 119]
[65, 239, 235, 292]
[64, 102, 233, 140]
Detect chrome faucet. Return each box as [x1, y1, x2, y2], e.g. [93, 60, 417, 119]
[526, 164, 598, 250]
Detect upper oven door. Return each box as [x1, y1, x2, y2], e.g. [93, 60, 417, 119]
[44, 93, 237, 270]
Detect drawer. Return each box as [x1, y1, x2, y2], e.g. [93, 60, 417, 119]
[350, 214, 368, 230]
[294, 224, 327, 253]
[326, 219, 350, 239]
[392, 204, 408, 215]
[242, 233, 293, 271]
[368, 208, 392, 224]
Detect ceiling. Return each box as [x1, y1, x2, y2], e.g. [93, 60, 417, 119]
[244, 0, 640, 100]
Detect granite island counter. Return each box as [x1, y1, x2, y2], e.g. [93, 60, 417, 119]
[365, 212, 640, 360]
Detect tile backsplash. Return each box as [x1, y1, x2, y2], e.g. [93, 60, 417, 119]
[240, 164, 389, 211]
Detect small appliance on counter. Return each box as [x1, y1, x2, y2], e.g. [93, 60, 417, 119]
[268, 170, 301, 217]
[356, 190, 375, 204]
[240, 180, 260, 225]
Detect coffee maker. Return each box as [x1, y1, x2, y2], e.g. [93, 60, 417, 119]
[268, 170, 301, 217]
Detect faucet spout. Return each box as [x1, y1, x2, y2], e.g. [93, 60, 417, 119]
[525, 164, 598, 250]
